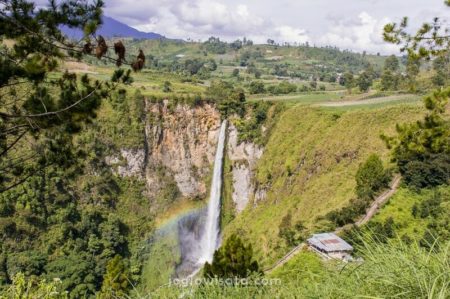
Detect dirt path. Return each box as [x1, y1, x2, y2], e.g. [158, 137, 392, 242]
[264, 175, 402, 273]
[316, 94, 419, 107]
[263, 244, 306, 273]
[355, 175, 401, 226]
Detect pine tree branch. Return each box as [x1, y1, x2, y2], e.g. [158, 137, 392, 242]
[0, 129, 28, 157]
[0, 83, 100, 118]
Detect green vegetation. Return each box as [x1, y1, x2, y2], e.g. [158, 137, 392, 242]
[204, 234, 260, 279]
[380, 55, 401, 91]
[355, 154, 391, 199]
[325, 153, 390, 229]
[342, 185, 449, 252]
[382, 88, 450, 189]
[278, 212, 306, 247]
[138, 228, 180, 294]
[97, 255, 130, 298]
[224, 104, 423, 265]
[150, 239, 449, 298]
[205, 80, 246, 117]
[266, 81, 297, 95]
[0, 0, 449, 297]
[233, 101, 284, 145]
[0, 273, 67, 299]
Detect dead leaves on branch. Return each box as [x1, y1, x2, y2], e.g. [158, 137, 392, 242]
[114, 41, 126, 67]
[82, 41, 93, 54]
[82, 37, 145, 71]
[95, 36, 108, 59]
[132, 49, 145, 72]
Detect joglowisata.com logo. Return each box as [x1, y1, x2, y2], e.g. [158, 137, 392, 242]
[169, 277, 282, 287]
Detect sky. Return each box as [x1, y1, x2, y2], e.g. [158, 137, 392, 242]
[38, 0, 449, 54]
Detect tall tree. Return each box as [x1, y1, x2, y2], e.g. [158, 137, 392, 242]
[380, 55, 400, 91]
[0, 0, 135, 192]
[357, 71, 373, 93]
[382, 0, 450, 189]
[432, 55, 449, 87]
[343, 72, 354, 94]
[97, 255, 130, 299]
[405, 56, 421, 92]
[204, 234, 260, 279]
[383, 1, 450, 61]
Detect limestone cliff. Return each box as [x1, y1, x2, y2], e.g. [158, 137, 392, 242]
[226, 123, 263, 212]
[106, 101, 264, 210]
[145, 101, 221, 198]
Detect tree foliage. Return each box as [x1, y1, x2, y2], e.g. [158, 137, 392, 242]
[0, 0, 135, 192]
[204, 234, 260, 279]
[382, 88, 450, 189]
[356, 70, 373, 93]
[342, 72, 354, 93]
[355, 154, 390, 200]
[97, 255, 130, 299]
[205, 80, 246, 117]
[278, 212, 306, 247]
[380, 55, 400, 91]
[383, 1, 450, 60]
[382, 1, 449, 190]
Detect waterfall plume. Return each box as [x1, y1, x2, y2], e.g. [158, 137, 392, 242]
[198, 120, 227, 264]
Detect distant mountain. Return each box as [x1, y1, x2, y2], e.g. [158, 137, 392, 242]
[61, 16, 165, 40]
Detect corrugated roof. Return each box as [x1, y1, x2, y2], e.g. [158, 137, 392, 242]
[307, 233, 353, 252]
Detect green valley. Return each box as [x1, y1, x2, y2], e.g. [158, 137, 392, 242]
[0, 1, 449, 298]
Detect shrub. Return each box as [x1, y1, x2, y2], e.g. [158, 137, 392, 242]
[325, 197, 370, 227]
[278, 212, 306, 247]
[203, 234, 260, 279]
[412, 191, 443, 219]
[268, 81, 297, 95]
[248, 81, 265, 94]
[355, 154, 390, 200]
[402, 153, 450, 189]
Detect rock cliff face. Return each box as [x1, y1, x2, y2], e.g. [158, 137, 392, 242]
[105, 149, 145, 178]
[106, 101, 264, 211]
[145, 101, 221, 198]
[227, 124, 263, 212]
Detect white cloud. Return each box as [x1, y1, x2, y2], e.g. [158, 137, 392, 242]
[275, 26, 310, 44]
[32, 0, 447, 54]
[319, 11, 400, 54]
[127, 0, 308, 44]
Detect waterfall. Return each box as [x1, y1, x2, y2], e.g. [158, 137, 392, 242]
[198, 120, 227, 264]
[172, 120, 227, 278]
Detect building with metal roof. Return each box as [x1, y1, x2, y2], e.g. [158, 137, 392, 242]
[307, 233, 353, 260]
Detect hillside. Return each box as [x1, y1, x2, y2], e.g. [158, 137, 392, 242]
[222, 102, 425, 266]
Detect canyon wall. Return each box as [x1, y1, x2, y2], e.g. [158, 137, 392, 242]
[107, 101, 263, 212]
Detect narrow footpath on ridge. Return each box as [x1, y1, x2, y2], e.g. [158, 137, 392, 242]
[264, 175, 402, 273]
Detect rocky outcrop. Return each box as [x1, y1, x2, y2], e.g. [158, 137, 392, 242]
[145, 101, 221, 198]
[105, 101, 264, 209]
[105, 149, 145, 178]
[227, 124, 263, 212]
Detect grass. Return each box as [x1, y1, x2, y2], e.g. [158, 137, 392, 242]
[318, 94, 423, 111]
[222, 103, 425, 267]
[221, 151, 236, 228]
[371, 185, 450, 240]
[147, 239, 449, 298]
[248, 91, 344, 106]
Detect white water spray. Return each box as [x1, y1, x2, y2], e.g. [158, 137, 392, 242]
[198, 120, 227, 264]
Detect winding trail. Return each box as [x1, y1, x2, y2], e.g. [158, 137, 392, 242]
[264, 175, 402, 273]
[355, 175, 401, 226]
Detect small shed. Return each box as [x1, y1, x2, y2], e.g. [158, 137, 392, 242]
[307, 233, 353, 260]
